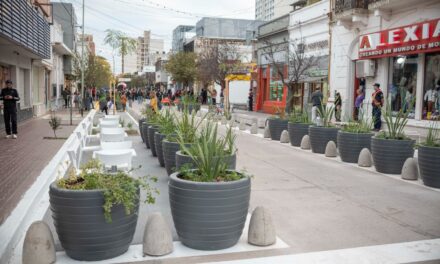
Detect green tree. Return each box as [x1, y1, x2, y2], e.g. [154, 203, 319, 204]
[85, 55, 113, 89]
[104, 29, 137, 74]
[165, 52, 198, 87]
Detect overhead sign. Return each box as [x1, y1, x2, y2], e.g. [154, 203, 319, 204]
[118, 78, 131, 82]
[359, 18, 440, 59]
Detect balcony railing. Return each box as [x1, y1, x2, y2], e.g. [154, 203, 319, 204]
[0, 0, 51, 59]
[335, 0, 369, 14]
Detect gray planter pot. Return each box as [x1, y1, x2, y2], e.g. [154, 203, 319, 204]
[175, 151, 237, 171]
[169, 171, 250, 250]
[49, 182, 139, 261]
[143, 121, 150, 149]
[154, 132, 166, 167]
[309, 126, 340, 154]
[267, 119, 288, 141]
[288, 123, 310, 147]
[337, 131, 373, 163]
[418, 145, 440, 188]
[148, 126, 158, 157]
[371, 137, 415, 174]
[163, 140, 181, 176]
[139, 118, 146, 143]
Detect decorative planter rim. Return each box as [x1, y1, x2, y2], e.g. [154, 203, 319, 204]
[372, 136, 415, 143]
[338, 131, 374, 135]
[310, 126, 339, 129]
[50, 181, 106, 194]
[288, 122, 311, 125]
[418, 144, 440, 150]
[175, 150, 237, 157]
[169, 170, 249, 186]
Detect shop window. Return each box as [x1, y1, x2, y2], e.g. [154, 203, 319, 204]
[423, 53, 440, 121]
[389, 55, 417, 119]
[270, 65, 283, 101]
[0, 65, 11, 88]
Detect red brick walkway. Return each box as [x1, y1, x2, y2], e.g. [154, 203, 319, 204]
[0, 113, 81, 224]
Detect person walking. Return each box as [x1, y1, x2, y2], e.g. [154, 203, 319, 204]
[334, 92, 342, 122]
[0, 80, 20, 139]
[62, 87, 69, 108]
[354, 87, 365, 121]
[311, 87, 323, 124]
[150, 91, 158, 113]
[121, 93, 127, 112]
[372, 83, 384, 131]
[248, 88, 253, 111]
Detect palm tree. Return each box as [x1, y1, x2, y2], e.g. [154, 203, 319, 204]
[103, 29, 137, 74]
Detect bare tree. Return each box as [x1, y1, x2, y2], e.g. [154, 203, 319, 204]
[197, 40, 244, 92]
[262, 38, 320, 113]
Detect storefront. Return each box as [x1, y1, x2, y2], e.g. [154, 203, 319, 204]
[256, 64, 288, 114]
[357, 18, 440, 121]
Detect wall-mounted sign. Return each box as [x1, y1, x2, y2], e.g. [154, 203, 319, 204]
[359, 18, 440, 59]
[118, 78, 131, 82]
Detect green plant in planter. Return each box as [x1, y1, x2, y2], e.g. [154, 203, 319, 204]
[57, 159, 158, 222]
[342, 109, 373, 133]
[377, 103, 410, 140]
[270, 105, 287, 120]
[289, 107, 311, 124]
[119, 117, 126, 127]
[156, 109, 176, 135]
[317, 104, 335, 127]
[422, 123, 440, 147]
[179, 122, 241, 182]
[171, 109, 203, 143]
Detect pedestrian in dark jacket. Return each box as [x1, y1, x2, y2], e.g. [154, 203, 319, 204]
[372, 83, 384, 131]
[0, 80, 20, 138]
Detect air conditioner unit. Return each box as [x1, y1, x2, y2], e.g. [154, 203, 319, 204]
[356, 60, 375, 78]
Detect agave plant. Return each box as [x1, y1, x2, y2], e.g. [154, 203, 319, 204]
[172, 109, 203, 143]
[156, 109, 176, 135]
[341, 108, 373, 133]
[423, 122, 440, 147]
[379, 101, 410, 140]
[317, 103, 335, 127]
[289, 106, 311, 124]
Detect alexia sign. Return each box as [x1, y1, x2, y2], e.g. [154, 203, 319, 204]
[359, 18, 440, 59]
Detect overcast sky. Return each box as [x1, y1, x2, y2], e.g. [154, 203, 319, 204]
[56, 0, 255, 73]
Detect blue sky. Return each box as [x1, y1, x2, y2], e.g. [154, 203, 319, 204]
[56, 0, 255, 73]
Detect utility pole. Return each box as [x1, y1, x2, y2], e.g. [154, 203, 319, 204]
[80, 0, 85, 117]
[113, 53, 116, 115]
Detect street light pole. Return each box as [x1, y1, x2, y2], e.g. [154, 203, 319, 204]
[80, 0, 85, 117]
[113, 53, 116, 115]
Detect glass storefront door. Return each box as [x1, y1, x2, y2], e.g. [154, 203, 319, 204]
[423, 52, 440, 120]
[389, 55, 418, 118]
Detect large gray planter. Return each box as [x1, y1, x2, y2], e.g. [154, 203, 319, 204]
[139, 118, 146, 143]
[309, 126, 339, 154]
[175, 151, 237, 171]
[163, 140, 180, 176]
[169, 171, 250, 250]
[418, 145, 440, 188]
[49, 182, 139, 261]
[288, 123, 310, 147]
[371, 137, 415, 174]
[148, 126, 158, 157]
[267, 119, 288, 141]
[143, 121, 150, 149]
[154, 132, 166, 167]
[338, 131, 373, 163]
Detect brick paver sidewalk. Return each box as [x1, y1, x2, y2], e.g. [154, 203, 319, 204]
[0, 110, 86, 224]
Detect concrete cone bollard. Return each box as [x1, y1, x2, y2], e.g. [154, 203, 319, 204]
[401, 157, 419, 180]
[143, 213, 173, 256]
[325, 141, 337, 157]
[358, 148, 373, 167]
[22, 221, 56, 264]
[264, 125, 271, 138]
[221, 116, 227, 125]
[250, 123, 258, 134]
[300, 135, 311, 149]
[248, 207, 276, 246]
[280, 130, 290, 143]
[239, 119, 246, 130]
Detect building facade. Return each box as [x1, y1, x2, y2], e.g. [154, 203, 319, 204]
[135, 31, 164, 73]
[172, 25, 195, 52]
[330, 0, 440, 125]
[0, 0, 51, 127]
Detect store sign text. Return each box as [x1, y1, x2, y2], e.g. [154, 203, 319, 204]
[359, 18, 440, 59]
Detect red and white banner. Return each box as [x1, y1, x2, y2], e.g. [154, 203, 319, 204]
[359, 18, 440, 59]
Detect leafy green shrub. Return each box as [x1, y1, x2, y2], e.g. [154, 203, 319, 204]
[172, 110, 202, 143]
[157, 109, 176, 135]
[58, 159, 158, 223]
[289, 106, 311, 124]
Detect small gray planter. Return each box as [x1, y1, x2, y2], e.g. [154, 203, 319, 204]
[309, 126, 339, 154]
[143, 121, 150, 149]
[371, 137, 415, 174]
[148, 126, 158, 157]
[267, 119, 288, 141]
[337, 131, 373, 163]
[288, 123, 310, 147]
[155, 132, 166, 167]
[175, 151, 237, 171]
[418, 145, 440, 188]
[163, 140, 180, 176]
[49, 182, 139, 261]
[139, 118, 146, 143]
[169, 171, 250, 250]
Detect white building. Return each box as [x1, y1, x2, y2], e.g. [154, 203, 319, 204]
[330, 0, 440, 125]
[289, 0, 330, 109]
[256, 0, 315, 21]
[136, 31, 165, 73]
